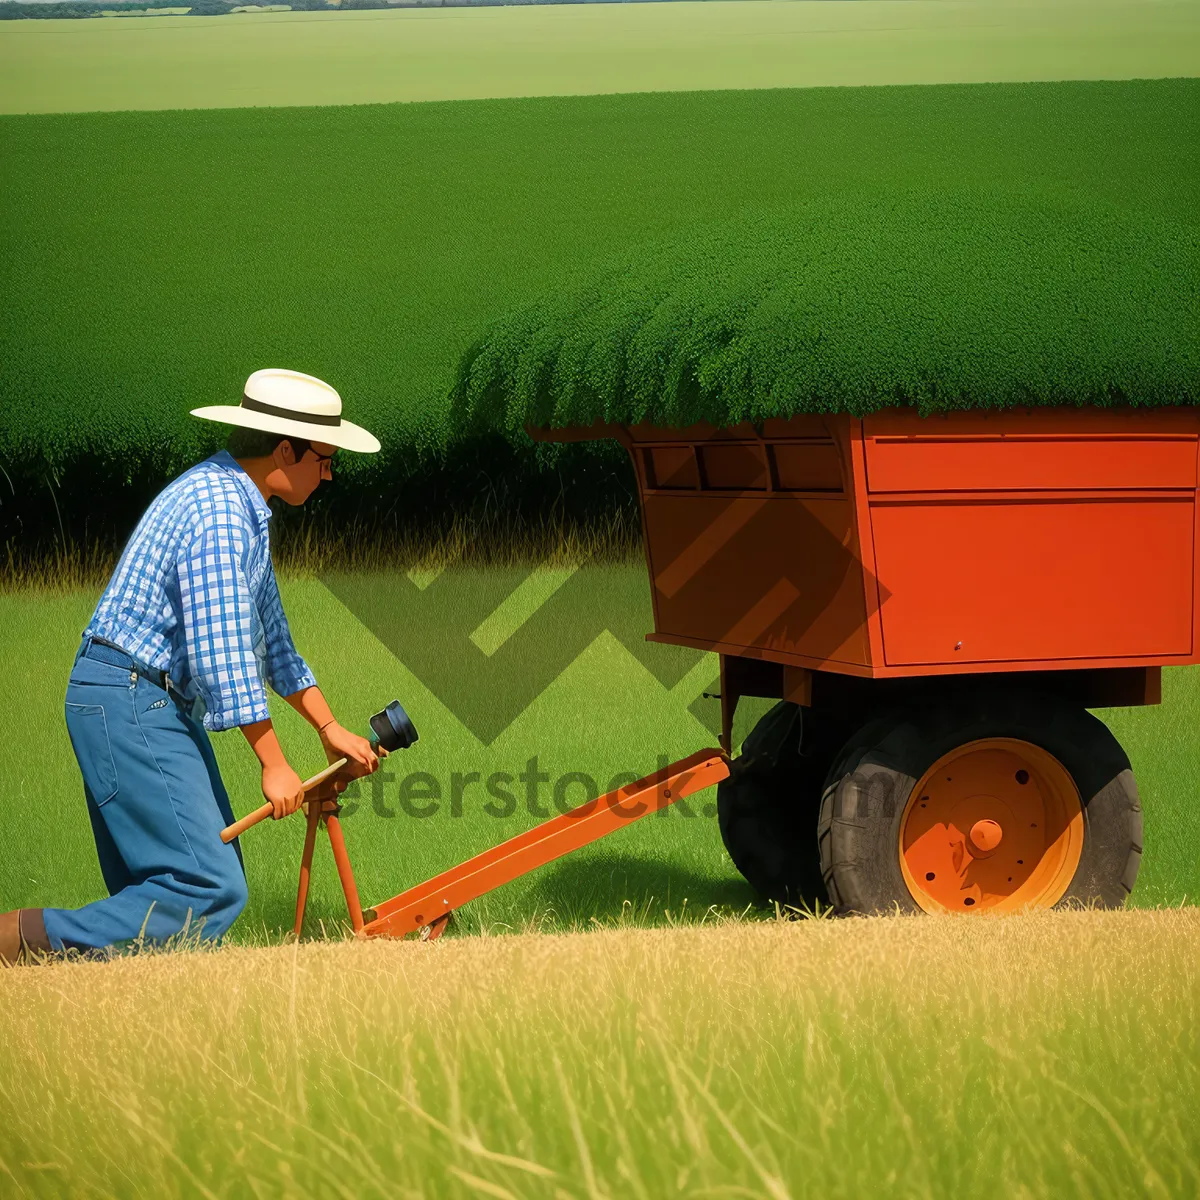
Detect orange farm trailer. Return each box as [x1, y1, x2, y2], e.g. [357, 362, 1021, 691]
[231, 404, 1199, 933]
[523, 404, 1200, 917]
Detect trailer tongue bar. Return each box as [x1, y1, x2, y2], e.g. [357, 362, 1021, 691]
[297, 748, 731, 941]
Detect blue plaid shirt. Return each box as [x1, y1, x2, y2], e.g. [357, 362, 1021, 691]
[85, 451, 316, 732]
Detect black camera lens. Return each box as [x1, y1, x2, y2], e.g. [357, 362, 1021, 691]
[370, 700, 418, 753]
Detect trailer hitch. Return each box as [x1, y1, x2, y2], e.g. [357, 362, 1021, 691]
[296, 747, 731, 941]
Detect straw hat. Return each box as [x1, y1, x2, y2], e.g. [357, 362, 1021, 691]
[191, 369, 381, 453]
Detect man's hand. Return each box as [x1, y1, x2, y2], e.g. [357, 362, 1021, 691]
[319, 721, 384, 794]
[262, 763, 306, 820]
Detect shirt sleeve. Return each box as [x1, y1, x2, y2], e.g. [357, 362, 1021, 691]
[176, 519, 271, 732]
[258, 564, 317, 699]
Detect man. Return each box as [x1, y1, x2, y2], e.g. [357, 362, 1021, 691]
[1, 369, 383, 964]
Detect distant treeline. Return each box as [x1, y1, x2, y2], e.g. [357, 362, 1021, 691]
[1, 0, 696, 16]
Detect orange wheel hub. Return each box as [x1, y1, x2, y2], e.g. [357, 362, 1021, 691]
[898, 738, 1084, 914]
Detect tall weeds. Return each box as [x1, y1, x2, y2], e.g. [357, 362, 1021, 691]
[0, 510, 643, 596]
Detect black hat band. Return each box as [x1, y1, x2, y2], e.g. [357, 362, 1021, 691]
[241, 394, 342, 427]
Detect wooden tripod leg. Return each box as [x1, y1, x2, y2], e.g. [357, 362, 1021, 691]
[294, 799, 323, 938]
[323, 811, 365, 934]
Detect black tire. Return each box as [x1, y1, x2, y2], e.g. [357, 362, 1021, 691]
[717, 702, 858, 908]
[818, 694, 1143, 915]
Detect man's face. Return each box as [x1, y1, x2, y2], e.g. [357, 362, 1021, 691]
[270, 439, 336, 505]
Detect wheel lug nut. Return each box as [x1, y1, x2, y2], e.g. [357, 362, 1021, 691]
[969, 818, 1003, 854]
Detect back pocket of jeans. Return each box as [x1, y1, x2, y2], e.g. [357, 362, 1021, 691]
[65, 702, 119, 805]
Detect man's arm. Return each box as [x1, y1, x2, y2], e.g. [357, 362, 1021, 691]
[257, 565, 316, 698]
[178, 521, 272, 730]
[177, 521, 305, 818]
[283, 686, 381, 782]
[240, 718, 306, 820]
[257, 565, 380, 780]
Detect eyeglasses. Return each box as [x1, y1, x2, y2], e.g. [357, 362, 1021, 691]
[302, 449, 334, 478]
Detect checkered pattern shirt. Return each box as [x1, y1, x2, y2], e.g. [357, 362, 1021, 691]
[85, 451, 316, 732]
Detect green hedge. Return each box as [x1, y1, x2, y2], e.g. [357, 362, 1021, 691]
[450, 188, 1200, 439]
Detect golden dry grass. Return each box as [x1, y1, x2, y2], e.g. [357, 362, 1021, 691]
[1, 908, 1197, 1198]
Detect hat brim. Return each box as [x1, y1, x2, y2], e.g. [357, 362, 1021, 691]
[190, 405, 381, 454]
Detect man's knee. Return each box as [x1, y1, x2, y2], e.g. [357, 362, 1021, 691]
[216, 872, 249, 917]
[199, 863, 248, 938]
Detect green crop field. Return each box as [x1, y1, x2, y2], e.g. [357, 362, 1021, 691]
[2, 572, 1196, 936]
[3, 77, 1199, 558]
[2, 0, 1196, 115]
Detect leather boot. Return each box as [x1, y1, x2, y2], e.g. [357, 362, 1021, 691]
[0, 909, 51, 966]
[0, 909, 21, 965]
